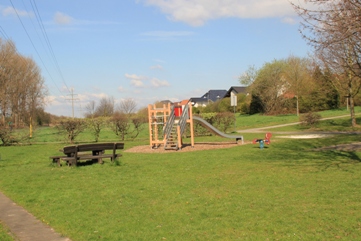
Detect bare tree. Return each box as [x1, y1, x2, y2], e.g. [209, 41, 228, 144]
[84, 100, 96, 118]
[117, 98, 137, 115]
[95, 97, 114, 117]
[0, 39, 47, 128]
[0, 39, 17, 125]
[292, 0, 361, 126]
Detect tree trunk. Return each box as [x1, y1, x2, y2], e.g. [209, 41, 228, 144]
[350, 97, 357, 127]
[349, 83, 357, 127]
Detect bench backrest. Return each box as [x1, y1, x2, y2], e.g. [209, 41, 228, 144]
[63, 143, 124, 154]
[77, 143, 124, 152]
[63, 145, 77, 155]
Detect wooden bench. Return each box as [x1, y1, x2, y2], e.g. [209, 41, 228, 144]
[50, 142, 124, 166]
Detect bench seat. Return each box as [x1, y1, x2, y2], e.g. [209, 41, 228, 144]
[50, 142, 124, 166]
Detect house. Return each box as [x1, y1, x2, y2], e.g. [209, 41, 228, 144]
[224, 86, 248, 98]
[190, 89, 227, 107]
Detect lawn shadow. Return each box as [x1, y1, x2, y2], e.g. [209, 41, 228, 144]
[76, 159, 100, 166]
[76, 159, 122, 167]
[273, 138, 361, 172]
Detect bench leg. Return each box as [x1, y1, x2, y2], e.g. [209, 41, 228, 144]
[68, 159, 77, 166]
[52, 158, 61, 166]
[94, 157, 103, 164]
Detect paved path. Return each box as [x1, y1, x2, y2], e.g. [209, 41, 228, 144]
[238, 114, 354, 133]
[0, 192, 71, 241]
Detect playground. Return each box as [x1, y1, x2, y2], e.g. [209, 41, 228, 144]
[147, 100, 243, 151]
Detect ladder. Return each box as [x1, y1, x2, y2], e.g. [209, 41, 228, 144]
[163, 104, 190, 150]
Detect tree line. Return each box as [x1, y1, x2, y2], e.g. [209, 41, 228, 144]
[238, 56, 340, 116]
[0, 38, 47, 128]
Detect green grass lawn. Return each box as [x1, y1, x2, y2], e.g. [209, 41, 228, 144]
[0, 109, 361, 240]
[235, 107, 361, 131]
[0, 222, 14, 241]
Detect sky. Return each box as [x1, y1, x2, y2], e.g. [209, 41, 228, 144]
[0, 0, 312, 117]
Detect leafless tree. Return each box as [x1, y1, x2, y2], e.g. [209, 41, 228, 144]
[84, 100, 96, 118]
[0, 38, 47, 128]
[117, 98, 137, 115]
[292, 0, 361, 126]
[95, 97, 114, 117]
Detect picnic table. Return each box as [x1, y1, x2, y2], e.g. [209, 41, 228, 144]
[50, 142, 124, 166]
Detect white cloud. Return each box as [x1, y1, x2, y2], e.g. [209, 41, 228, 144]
[150, 78, 170, 87]
[54, 12, 74, 25]
[52, 11, 122, 27]
[142, 0, 302, 26]
[125, 73, 146, 88]
[118, 86, 126, 92]
[281, 16, 298, 25]
[77, 93, 109, 102]
[131, 79, 145, 87]
[1, 6, 32, 17]
[150, 64, 163, 70]
[125, 73, 170, 89]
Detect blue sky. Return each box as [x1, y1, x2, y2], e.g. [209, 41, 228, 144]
[0, 0, 311, 117]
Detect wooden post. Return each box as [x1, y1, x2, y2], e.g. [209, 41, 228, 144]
[29, 116, 33, 138]
[177, 125, 182, 149]
[148, 104, 153, 148]
[188, 102, 194, 148]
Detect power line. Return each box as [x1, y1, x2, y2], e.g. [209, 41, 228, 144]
[0, 27, 60, 99]
[8, 0, 64, 95]
[0, 26, 10, 40]
[30, 0, 71, 93]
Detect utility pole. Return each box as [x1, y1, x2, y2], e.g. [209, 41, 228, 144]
[67, 88, 78, 118]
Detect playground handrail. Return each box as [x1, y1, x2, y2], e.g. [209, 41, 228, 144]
[163, 105, 175, 141]
[178, 103, 189, 136]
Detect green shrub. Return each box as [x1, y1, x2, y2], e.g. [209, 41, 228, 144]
[300, 112, 321, 127]
[57, 119, 86, 143]
[214, 112, 235, 132]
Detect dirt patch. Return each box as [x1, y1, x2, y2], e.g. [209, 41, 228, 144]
[125, 141, 248, 153]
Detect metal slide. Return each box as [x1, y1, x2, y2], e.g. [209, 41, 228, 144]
[192, 116, 243, 143]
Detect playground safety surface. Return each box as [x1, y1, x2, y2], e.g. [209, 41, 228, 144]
[125, 141, 246, 153]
